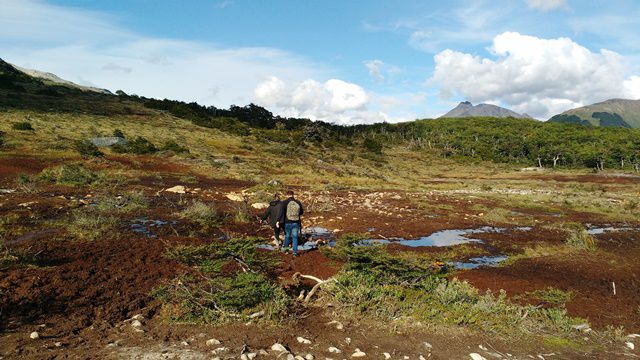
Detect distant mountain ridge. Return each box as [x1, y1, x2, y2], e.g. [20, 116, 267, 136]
[11, 62, 112, 94]
[440, 101, 532, 119]
[548, 99, 640, 129]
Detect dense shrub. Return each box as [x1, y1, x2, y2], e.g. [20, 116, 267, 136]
[113, 128, 125, 138]
[111, 136, 158, 154]
[362, 137, 383, 154]
[161, 140, 189, 153]
[74, 140, 104, 158]
[39, 164, 101, 185]
[0, 131, 5, 147]
[12, 121, 34, 131]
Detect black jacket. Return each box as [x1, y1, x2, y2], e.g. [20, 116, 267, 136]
[277, 197, 304, 225]
[261, 200, 282, 228]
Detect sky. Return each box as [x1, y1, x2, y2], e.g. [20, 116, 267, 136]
[1, 0, 640, 124]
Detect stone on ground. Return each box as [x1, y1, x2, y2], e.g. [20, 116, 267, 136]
[328, 347, 342, 353]
[29, 332, 39, 339]
[297, 336, 312, 344]
[165, 185, 186, 194]
[469, 354, 487, 360]
[351, 348, 366, 357]
[206, 338, 221, 346]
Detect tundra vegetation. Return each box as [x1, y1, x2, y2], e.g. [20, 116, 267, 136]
[1, 60, 638, 357]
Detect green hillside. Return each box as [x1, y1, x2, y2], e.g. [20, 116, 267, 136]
[549, 99, 640, 128]
[2, 58, 640, 172]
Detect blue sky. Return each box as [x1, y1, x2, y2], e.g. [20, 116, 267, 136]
[1, 0, 639, 124]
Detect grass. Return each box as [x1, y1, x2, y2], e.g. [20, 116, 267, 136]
[95, 190, 148, 214]
[563, 222, 597, 251]
[321, 238, 588, 339]
[66, 208, 119, 241]
[155, 237, 288, 324]
[39, 164, 102, 186]
[175, 201, 224, 231]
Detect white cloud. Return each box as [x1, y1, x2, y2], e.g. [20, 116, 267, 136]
[0, 0, 326, 109]
[254, 77, 381, 125]
[364, 60, 385, 82]
[525, 0, 567, 11]
[432, 32, 640, 119]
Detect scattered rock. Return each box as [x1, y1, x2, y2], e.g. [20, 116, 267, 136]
[271, 343, 288, 353]
[180, 341, 189, 346]
[469, 354, 487, 360]
[571, 323, 591, 332]
[0, 189, 16, 194]
[29, 332, 39, 340]
[19, 201, 37, 207]
[305, 354, 315, 360]
[212, 347, 229, 354]
[419, 356, 427, 360]
[259, 349, 269, 356]
[165, 185, 186, 194]
[249, 310, 265, 319]
[344, 337, 351, 345]
[383, 353, 391, 359]
[626, 342, 635, 350]
[297, 336, 312, 344]
[286, 354, 295, 360]
[54, 342, 63, 347]
[327, 320, 344, 330]
[351, 349, 366, 357]
[130, 320, 143, 328]
[225, 192, 244, 201]
[252, 202, 269, 209]
[206, 338, 221, 346]
[424, 342, 433, 350]
[328, 347, 342, 354]
[295, 356, 305, 360]
[241, 353, 257, 360]
[267, 179, 280, 186]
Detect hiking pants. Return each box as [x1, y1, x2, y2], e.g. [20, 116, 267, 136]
[284, 222, 300, 255]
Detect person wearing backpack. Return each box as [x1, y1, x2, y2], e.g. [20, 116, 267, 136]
[260, 193, 283, 246]
[277, 190, 304, 256]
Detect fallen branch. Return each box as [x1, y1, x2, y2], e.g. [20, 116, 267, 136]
[292, 272, 336, 303]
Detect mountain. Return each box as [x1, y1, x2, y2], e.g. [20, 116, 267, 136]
[548, 99, 640, 128]
[440, 101, 532, 119]
[12, 64, 112, 94]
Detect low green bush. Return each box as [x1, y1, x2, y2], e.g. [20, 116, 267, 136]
[111, 136, 158, 154]
[176, 201, 224, 230]
[39, 164, 101, 185]
[66, 208, 119, 241]
[12, 121, 34, 131]
[563, 223, 597, 251]
[74, 140, 104, 158]
[161, 140, 189, 153]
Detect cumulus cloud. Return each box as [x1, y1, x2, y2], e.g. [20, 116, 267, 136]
[525, 0, 567, 11]
[253, 76, 388, 124]
[432, 32, 640, 118]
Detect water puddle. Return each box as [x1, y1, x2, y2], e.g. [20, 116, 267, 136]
[585, 224, 639, 235]
[130, 218, 177, 238]
[449, 255, 509, 270]
[359, 226, 508, 247]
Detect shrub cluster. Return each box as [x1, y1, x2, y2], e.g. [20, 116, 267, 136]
[112, 136, 158, 154]
[12, 121, 34, 131]
[74, 140, 104, 158]
[39, 164, 101, 185]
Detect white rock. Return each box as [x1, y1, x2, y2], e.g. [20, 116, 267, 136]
[206, 338, 221, 346]
[305, 354, 315, 360]
[328, 347, 342, 353]
[54, 342, 62, 347]
[212, 347, 229, 354]
[252, 202, 269, 209]
[165, 185, 186, 194]
[419, 356, 427, 360]
[287, 354, 295, 360]
[241, 354, 249, 360]
[247, 353, 258, 360]
[478, 345, 487, 351]
[259, 349, 269, 355]
[225, 192, 244, 201]
[327, 320, 344, 330]
[470, 354, 487, 360]
[181, 341, 189, 346]
[295, 356, 305, 360]
[29, 332, 39, 339]
[383, 353, 391, 359]
[626, 342, 635, 350]
[271, 343, 289, 353]
[130, 314, 144, 321]
[424, 342, 433, 349]
[130, 320, 143, 328]
[344, 337, 351, 344]
[351, 349, 366, 358]
[297, 336, 312, 344]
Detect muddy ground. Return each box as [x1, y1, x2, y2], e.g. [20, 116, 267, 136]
[1, 154, 639, 359]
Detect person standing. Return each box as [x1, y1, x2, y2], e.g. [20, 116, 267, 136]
[260, 193, 283, 246]
[277, 190, 304, 256]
